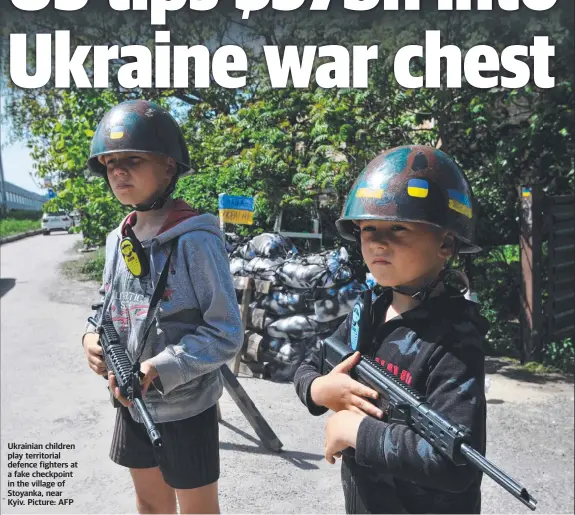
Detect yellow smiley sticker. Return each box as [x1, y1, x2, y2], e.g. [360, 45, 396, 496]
[120, 238, 143, 277]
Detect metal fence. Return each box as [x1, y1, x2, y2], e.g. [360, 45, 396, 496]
[545, 193, 575, 344]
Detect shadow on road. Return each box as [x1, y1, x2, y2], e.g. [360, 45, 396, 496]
[218, 419, 324, 470]
[0, 278, 16, 298]
[486, 357, 574, 385]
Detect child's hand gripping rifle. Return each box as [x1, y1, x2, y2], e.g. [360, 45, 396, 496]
[88, 306, 162, 449]
[318, 291, 537, 511]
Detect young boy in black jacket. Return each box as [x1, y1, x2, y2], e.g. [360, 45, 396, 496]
[294, 145, 490, 514]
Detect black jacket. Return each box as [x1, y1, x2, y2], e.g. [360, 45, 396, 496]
[294, 289, 490, 514]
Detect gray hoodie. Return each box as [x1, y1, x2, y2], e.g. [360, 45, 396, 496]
[93, 207, 243, 424]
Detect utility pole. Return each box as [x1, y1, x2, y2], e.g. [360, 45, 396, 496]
[0, 34, 8, 216]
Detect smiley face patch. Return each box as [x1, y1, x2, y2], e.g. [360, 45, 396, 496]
[120, 237, 149, 277]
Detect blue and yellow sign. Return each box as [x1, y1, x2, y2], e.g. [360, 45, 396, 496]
[407, 178, 429, 198]
[218, 194, 254, 225]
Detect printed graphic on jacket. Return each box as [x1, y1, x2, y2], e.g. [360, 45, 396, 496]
[108, 271, 152, 334]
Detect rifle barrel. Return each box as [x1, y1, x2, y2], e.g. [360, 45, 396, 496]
[460, 443, 536, 511]
[134, 398, 163, 448]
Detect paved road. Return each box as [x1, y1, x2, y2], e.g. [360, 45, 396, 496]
[1, 234, 573, 514]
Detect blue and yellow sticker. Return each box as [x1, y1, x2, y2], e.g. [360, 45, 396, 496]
[110, 125, 124, 140]
[448, 189, 472, 218]
[407, 178, 429, 198]
[356, 187, 384, 199]
[522, 187, 532, 197]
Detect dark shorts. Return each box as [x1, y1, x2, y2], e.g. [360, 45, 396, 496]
[110, 404, 220, 490]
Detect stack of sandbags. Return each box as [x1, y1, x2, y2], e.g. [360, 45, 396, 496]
[228, 233, 367, 382]
[229, 232, 299, 283]
[224, 232, 244, 255]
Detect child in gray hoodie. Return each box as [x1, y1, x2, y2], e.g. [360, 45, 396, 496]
[81, 100, 243, 514]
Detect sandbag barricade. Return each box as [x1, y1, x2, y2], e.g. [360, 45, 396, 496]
[226, 232, 367, 382]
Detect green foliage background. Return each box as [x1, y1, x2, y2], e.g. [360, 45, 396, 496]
[2, 4, 574, 369]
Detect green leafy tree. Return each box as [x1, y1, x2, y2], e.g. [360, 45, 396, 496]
[3, 5, 573, 249]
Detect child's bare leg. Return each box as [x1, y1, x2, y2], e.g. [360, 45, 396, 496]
[176, 481, 220, 514]
[130, 467, 177, 514]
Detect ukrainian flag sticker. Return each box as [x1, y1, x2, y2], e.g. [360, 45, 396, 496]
[448, 189, 472, 218]
[110, 126, 124, 140]
[407, 179, 429, 198]
[356, 187, 383, 199]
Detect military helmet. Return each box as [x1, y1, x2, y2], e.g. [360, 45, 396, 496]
[87, 100, 192, 177]
[336, 145, 481, 253]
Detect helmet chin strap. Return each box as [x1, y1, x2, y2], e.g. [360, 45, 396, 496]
[391, 268, 448, 302]
[391, 241, 462, 301]
[352, 227, 465, 302]
[133, 175, 178, 212]
[103, 169, 179, 212]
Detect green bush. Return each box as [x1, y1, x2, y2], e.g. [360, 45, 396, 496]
[0, 218, 41, 238]
[0, 209, 42, 221]
[544, 338, 575, 374]
[500, 244, 520, 263]
[45, 177, 129, 248]
[468, 244, 573, 373]
[78, 247, 106, 282]
[469, 246, 522, 357]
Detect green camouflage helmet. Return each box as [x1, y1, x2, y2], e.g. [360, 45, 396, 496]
[336, 145, 481, 253]
[87, 100, 192, 177]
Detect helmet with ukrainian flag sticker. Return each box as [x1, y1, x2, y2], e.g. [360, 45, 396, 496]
[87, 100, 191, 177]
[335, 145, 481, 253]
